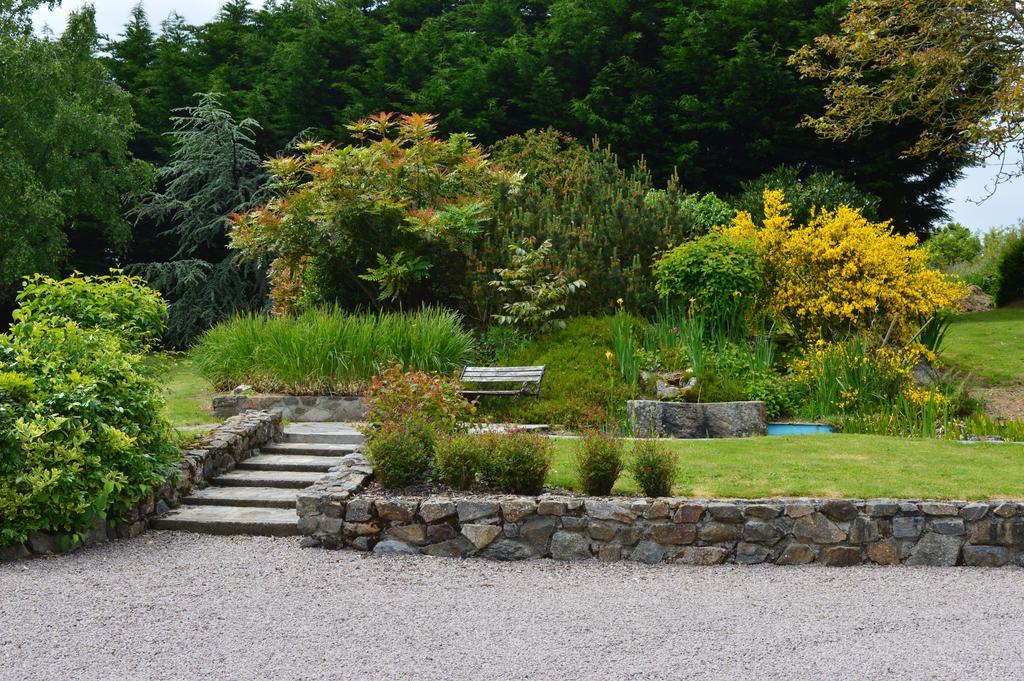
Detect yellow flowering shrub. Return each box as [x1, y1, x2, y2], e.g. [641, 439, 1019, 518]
[724, 189, 967, 342]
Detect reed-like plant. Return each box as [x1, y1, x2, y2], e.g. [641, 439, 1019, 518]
[191, 306, 474, 394]
[609, 309, 642, 390]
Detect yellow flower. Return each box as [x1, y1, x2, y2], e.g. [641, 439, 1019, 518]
[604, 350, 614, 361]
[616, 297, 624, 305]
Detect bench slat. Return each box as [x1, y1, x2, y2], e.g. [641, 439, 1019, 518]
[459, 365, 545, 400]
[461, 371, 545, 378]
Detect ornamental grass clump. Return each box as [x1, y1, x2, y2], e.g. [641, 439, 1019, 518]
[478, 431, 552, 495]
[192, 306, 474, 394]
[628, 439, 678, 497]
[573, 432, 624, 496]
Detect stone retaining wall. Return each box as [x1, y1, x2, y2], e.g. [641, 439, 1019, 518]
[298, 493, 1024, 567]
[212, 394, 367, 422]
[0, 410, 282, 561]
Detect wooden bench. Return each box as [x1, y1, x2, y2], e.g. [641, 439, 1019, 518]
[459, 365, 546, 400]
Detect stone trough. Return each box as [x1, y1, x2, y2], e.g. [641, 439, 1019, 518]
[627, 399, 767, 438]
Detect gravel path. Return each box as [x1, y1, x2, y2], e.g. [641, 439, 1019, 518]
[2, 532, 1022, 680]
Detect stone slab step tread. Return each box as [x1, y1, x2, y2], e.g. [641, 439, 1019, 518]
[237, 454, 342, 472]
[282, 433, 364, 445]
[152, 505, 299, 537]
[212, 470, 323, 489]
[183, 486, 299, 509]
[282, 424, 364, 445]
[262, 442, 362, 456]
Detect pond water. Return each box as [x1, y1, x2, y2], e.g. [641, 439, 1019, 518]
[767, 422, 835, 436]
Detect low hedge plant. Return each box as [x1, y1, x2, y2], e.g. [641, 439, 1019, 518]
[478, 431, 552, 495]
[628, 439, 678, 497]
[573, 432, 624, 495]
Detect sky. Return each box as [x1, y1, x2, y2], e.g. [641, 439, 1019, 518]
[33, 0, 1024, 232]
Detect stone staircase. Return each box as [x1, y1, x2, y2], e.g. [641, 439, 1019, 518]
[153, 423, 364, 537]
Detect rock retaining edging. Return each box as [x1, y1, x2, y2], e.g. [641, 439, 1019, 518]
[0, 410, 283, 561]
[212, 394, 367, 421]
[297, 492, 1024, 567]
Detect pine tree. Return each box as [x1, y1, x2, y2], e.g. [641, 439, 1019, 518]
[131, 93, 268, 347]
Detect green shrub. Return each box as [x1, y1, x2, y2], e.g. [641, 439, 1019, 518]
[364, 365, 474, 436]
[996, 235, 1024, 306]
[573, 432, 624, 496]
[0, 323, 178, 548]
[365, 420, 435, 488]
[467, 129, 703, 317]
[948, 226, 1022, 297]
[192, 306, 475, 394]
[14, 271, 167, 351]
[925, 223, 983, 269]
[628, 439, 678, 497]
[744, 373, 800, 420]
[653, 231, 762, 328]
[434, 434, 485, 489]
[478, 431, 552, 495]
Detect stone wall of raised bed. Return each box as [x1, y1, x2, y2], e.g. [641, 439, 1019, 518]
[298, 493, 1024, 567]
[212, 394, 367, 421]
[0, 410, 283, 561]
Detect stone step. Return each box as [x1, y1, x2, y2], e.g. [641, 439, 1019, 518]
[182, 486, 299, 509]
[282, 423, 364, 445]
[237, 454, 342, 472]
[152, 505, 299, 536]
[212, 470, 323, 489]
[261, 442, 362, 457]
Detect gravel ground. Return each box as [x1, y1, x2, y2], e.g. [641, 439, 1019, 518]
[2, 532, 1022, 681]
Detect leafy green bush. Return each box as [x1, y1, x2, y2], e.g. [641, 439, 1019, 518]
[744, 373, 800, 420]
[192, 307, 475, 394]
[14, 271, 167, 351]
[434, 434, 485, 489]
[468, 129, 704, 317]
[628, 439, 678, 497]
[478, 431, 552, 495]
[0, 322, 178, 548]
[489, 237, 587, 333]
[653, 231, 762, 327]
[363, 365, 474, 436]
[925, 223, 983, 270]
[996, 235, 1024, 306]
[365, 420, 435, 488]
[573, 432, 624, 496]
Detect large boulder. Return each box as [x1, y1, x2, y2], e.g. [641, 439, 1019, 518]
[958, 284, 994, 313]
[627, 400, 767, 438]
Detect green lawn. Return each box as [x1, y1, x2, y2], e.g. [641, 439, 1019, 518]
[144, 354, 218, 427]
[547, 434, 1024, 500]
[944, 308, 1024, 385]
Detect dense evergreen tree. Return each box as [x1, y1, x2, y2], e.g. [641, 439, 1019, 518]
[104, 0, 964, 237]
[131, 93, 270, 347]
